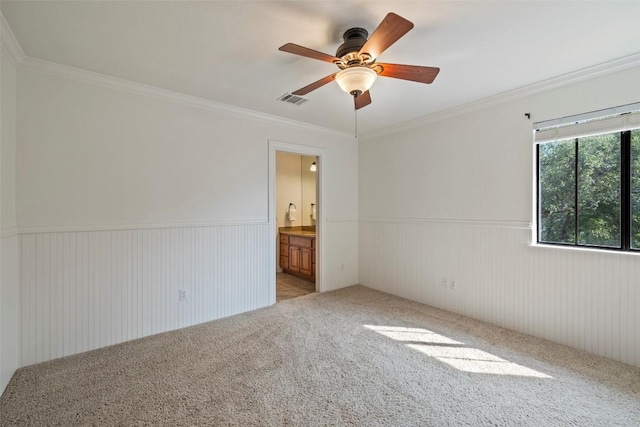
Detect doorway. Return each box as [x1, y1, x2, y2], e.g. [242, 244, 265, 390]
[275, 152, 317, 301]
[268, 140, 325, 305]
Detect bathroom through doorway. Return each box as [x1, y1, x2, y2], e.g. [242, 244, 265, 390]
[275, 152, 318, 301]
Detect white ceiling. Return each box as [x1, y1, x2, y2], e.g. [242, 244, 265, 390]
[2, 1, 640, 134]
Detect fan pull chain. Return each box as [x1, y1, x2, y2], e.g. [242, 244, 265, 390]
[354, 106, 358, 141]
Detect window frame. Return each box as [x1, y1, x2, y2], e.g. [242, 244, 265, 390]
[536, 129, 637, 252]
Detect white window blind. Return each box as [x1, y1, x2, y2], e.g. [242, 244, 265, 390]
[534, 102, 640, 144]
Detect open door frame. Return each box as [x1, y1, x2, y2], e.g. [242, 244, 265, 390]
[268, 140, 326, 305]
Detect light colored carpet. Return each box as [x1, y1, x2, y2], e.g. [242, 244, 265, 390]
[1, 285, 639, 426]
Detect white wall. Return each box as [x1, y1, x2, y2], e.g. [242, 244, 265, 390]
[1, 47, 20, 393]
[359, 65, 640, 368]
[14, 66, 358, 367]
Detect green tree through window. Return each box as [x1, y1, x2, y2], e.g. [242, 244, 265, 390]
[538, 129, 637, 251]
[577, 133, 621, 247]
[631, 130, 640, 248]
[539, 141, 575, 244]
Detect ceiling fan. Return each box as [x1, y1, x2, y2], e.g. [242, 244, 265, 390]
[279, 12, 440, 110]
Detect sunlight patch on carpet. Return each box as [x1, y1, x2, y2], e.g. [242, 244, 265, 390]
[365, 325, 553, 378]
[363, 325, 463, 345]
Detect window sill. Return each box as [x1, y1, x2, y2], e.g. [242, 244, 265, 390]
[529, 242, 640, 257]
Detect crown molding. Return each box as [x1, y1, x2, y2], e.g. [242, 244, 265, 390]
[360, 52, 640, 141]
[0, 13, 25, 65]
[3, 12, 345, 139]
[18, 55, 351, 138]
[4, 9, 639, 143]
[3, 12, 348, 138]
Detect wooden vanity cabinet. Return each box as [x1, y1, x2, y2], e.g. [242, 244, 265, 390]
[279, 234, 289, 270]
[279, 233, 315, 283]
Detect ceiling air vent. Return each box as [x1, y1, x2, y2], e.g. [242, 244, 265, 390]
[278, 93, 309, 106]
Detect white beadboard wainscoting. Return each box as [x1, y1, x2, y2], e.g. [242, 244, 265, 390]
[1, 234, 21, 392]
[19, 223, 270, 366]
[359, 219, 640, 368]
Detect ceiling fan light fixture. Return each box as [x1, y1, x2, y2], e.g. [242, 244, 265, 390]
[335, 67, 377, 96]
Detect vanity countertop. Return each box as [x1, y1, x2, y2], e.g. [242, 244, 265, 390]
[279, 227, 316, 237]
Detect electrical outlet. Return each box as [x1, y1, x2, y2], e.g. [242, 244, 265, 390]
[450, 279, 456, 291]
[179, 289, 187, 301]
[441, 277, 448, 288]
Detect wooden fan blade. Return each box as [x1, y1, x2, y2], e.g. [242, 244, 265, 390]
[359, 13, 413, 60]
[377, 63, 440, 84]
[279, 43, 340, 64]
[292, 73, 337, 96]
[354, 90, 372, 110]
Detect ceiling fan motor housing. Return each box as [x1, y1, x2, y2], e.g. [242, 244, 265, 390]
[336, 28, 369, 60]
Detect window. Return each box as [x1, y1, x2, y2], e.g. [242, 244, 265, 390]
[535, 104, 640, 251]
[631, 130, 640, 248]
